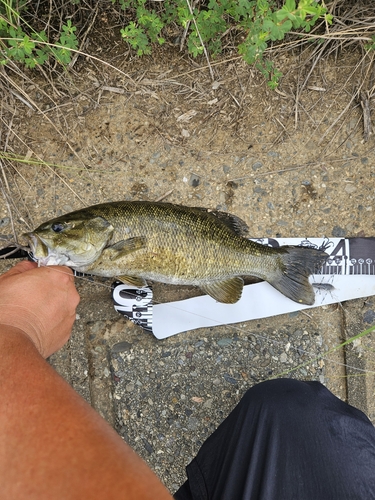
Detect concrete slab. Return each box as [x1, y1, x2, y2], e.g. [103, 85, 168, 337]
[48, 278, 355, 491]
[342, 298, 375, 422]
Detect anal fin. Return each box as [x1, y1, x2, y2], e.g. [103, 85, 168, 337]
[201, 277, 244, 304]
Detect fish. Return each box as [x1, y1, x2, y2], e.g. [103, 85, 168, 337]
[24, 201, 328, 305]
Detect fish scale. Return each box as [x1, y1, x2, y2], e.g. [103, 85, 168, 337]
[82, 203, 272, 282]
[24, 201, 328, 305]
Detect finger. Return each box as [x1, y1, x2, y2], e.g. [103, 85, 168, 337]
[45, 266, 75, 282]
[49, 265, 74, 276]
[1, 260, 37, 277]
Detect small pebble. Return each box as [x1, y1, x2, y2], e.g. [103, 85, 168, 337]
[252, 161, 263, 171]
[217, 338, 232, 347]
[187, 417, 199, 431]
[332, 226, 347, 237]
[223, 373, 237, 385]
[112, 341, 133, 353]
[0, 217, 10, 228]
[189, 174, 200, 187]
[363, 310, 375, 324]
[280, 353, 288, 363]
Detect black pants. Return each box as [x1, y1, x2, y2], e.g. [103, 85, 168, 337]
[174, 379, 375, 500]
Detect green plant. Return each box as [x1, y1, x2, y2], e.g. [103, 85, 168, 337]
[0, 1, 78, 68]
[0, 0, 333, 86]
[113, 0, 332, 87]
[119, 2, 165, 56]
[238, 0, 332, 88]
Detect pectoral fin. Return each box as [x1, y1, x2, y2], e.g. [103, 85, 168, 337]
[117, 275, 148, 287]
[107, 236, 147, 261]
[201, 277, 244, 304]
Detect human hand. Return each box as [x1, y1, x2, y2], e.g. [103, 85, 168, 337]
[0, 261, 80, 357]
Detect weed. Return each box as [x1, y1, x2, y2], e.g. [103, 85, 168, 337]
[113, 0, 333, 87]
[0, 0, 78, 68]
[0, 0, 348, 87]
[0, 0, 332, 85]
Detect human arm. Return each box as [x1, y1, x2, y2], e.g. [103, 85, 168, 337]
[0, 262, 172, 500]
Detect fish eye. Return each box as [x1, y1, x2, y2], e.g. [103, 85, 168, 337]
[51, 223, 65, 233]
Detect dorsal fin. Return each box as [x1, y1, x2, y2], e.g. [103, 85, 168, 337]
[151, 202, 249, 237]
[209, 210, 249, 236]
[187, 205, 249, 236]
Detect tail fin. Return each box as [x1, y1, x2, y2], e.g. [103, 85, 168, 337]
[268, 246, 328, 305]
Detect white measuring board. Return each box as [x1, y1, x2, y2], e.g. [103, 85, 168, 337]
[112, 237, 375, 339]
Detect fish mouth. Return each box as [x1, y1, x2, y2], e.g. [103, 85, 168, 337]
[23, 232, 89, 268]
[23, 232, 48, 258]
[22, 232, 65, 266]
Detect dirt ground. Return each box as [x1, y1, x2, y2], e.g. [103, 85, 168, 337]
[1, 42, 374, 239]
[1, 25, 375, 492]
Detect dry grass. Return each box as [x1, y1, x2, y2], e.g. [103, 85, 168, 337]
[0, 0, 375, 246]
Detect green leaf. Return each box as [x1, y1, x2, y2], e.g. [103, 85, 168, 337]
[8, 27, 18, 39]
[24, 56, 37, 68]
[7, 38, 19, 48]
[22, 36, 35, 55]
[36, 30, 48, 42]
[280, 19, 293, 35]
[36, 48, 49, 64]
[275, 9, 286, 21]
[285, 0, 296, 11]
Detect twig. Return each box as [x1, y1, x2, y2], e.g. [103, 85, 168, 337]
[180, 0, 199, 52]
[102, 86, 125, 94]
[0, 159, 10, 191]
[180, 21, 191, 52]
[227, 163, 318, 182]
[360, 90, 372, 142]
[369, 60, 375, 96]
[8, 89, 35, 110]
[156, 189, 174, 202]
[184, 0, 215, 81]
[69, 4, 99, 70]
[318, 95, 356, 146]
[3, 104, 16, 154]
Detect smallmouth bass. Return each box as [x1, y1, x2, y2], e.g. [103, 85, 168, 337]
[25, 201, 327, 305]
